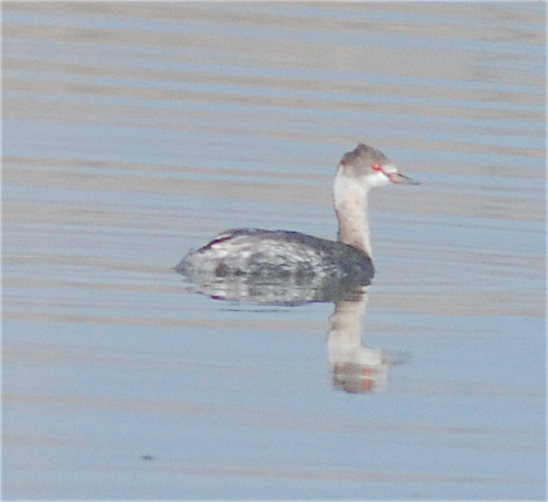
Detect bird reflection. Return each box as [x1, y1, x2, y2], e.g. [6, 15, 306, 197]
[327, 290, 395, 394]
[178, 269, 403, 394]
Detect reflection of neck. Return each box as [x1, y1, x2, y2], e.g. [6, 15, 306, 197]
[333, 169, 372, 258]
[327, 291, 389, 394]
[327, 293, 369, 357]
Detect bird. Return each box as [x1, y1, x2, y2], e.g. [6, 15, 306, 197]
[176, 143, 418, 283]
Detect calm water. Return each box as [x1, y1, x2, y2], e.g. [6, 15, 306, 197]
[2, 2, 546, 500]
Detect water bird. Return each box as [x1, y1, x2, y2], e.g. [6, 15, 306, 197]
[176, 143, 418, 284]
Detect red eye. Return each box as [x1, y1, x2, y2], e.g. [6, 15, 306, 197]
[372, 164, 382, 171]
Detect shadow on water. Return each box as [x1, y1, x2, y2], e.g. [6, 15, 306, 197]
[176, 266, 407, 394]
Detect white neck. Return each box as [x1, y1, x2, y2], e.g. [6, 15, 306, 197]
[332, 167, 372, 257]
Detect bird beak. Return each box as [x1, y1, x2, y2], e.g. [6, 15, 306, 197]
[386, 171, 420, 185]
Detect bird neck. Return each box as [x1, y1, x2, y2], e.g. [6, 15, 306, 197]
[333, 168, 372, 258]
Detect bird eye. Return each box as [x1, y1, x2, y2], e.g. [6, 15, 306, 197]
[372, 164, 382, 171]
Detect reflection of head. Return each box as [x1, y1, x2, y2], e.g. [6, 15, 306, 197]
[332, 355, 388, 394]
[333, 362, 376, 394]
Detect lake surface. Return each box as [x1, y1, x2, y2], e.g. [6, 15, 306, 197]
[2, 2, 546, 500]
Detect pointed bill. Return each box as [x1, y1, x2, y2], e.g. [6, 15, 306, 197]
[387, 172, 420, 185]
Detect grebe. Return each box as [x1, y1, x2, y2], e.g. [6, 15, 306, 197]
[176, 143, 418, 282]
